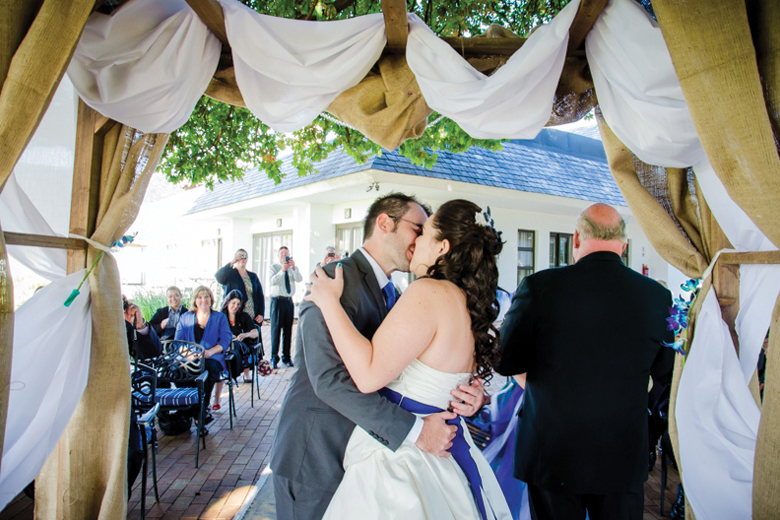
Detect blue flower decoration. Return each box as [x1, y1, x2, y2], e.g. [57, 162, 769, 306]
[661, 278, 700, 356]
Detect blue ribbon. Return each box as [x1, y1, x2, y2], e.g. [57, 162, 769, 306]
[378, 387, 489, 520]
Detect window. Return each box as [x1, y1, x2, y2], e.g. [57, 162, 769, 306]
[253, 231, 293, 307]
[549, 232, 573, 268]
[517, 230, 535, 285]
[336, 223, 364, 259]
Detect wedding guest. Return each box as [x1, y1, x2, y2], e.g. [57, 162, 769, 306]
[320, 246, 340, 266]
[268, 246, 301, 369]
[220, 289, 260, 383]
[149, 286, 186, 340]
[175, 286, 232, 417]
[497, 204, 674, 520]
[123, 295, 161, 360]
[216, 248, 265, 325]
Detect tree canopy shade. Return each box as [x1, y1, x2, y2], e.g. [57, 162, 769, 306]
[158, 0, 569, 187]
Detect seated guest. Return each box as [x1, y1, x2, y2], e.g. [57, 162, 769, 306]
[149, 286, 187, 340]
[175, 285, 232, 418]
[220, 289, 260, 384]
[123, 295, 161, 360]
[216, 248, 265, 326]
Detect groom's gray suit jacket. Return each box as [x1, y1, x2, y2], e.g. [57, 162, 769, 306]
[270, 250, 416, 492]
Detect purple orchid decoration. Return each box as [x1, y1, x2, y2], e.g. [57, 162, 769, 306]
[661, 278, 700, 356]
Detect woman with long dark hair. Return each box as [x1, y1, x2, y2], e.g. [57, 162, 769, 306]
[306, 199, 509, 520]
[220, 289, 260, 383]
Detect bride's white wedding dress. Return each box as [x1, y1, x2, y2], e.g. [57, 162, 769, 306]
[322, 359, 512, 520]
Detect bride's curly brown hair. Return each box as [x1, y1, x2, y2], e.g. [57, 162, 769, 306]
[425, 199, 504, 382]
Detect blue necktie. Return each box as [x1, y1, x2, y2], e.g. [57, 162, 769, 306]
[382, 283, 397, 311]
[284, 270, 291, 294]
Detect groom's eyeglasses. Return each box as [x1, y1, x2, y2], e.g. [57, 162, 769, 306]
[390, 215, 424, 236]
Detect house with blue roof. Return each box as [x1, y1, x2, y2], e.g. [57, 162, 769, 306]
[179, 126, 668, 308]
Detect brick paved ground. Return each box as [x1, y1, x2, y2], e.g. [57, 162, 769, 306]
[1, 320, 681, 519]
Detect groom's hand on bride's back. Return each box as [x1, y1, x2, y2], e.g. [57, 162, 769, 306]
[416, 411, 457, 457]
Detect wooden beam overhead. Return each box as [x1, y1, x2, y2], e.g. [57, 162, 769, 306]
[184, 0, 229, 46]
[567, 0, 609, 54]
[4, 232, 87, 250]
[381, 0, 408, 54]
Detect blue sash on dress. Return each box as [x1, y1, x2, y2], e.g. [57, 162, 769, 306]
[378, 387, 489, 520]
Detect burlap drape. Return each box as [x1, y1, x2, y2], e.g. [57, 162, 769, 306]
[35, 125, 168, 519]
[597, 111, 730, 520]
[651, 2, 780, 516]
[0, 0, 93, 482]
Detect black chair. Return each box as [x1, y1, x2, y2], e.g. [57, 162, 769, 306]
[221, 345, 239, 429]
[250, 323, 267, 407]
[131, 363, 160, 517]
[155, 340, 209, 467]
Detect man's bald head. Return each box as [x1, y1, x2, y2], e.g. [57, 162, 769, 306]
[573, 204, 627, 262]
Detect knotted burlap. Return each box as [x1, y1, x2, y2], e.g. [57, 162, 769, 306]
[0, 0, 93, 485]
[327, 55, 432, 150]
[652, 2, 780, 516]
[35, 125, 167, 520]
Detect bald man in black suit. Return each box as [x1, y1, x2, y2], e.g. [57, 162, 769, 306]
[497, 204, 674, 520]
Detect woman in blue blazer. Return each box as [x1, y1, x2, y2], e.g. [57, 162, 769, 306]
[175, 285, 233, 415]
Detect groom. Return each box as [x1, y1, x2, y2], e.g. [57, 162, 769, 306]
[271, 193, 484, 519]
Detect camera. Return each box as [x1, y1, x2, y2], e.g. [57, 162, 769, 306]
[238, 253, 247, 260]
[327, 252, 335, 258]
[285, 256, 292, 263]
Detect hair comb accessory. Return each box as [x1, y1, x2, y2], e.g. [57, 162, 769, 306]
[475, 207, 495, 229]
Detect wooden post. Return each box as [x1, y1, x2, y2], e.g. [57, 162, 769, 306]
[67, 101, 104, 274]
[381, 0, 408, 54]
[710, 213, 741, 353]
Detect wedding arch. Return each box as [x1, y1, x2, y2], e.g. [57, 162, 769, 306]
[0, 0, 778, 518]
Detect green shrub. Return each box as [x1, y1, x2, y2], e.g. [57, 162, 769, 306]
[130, 289, 192, 321]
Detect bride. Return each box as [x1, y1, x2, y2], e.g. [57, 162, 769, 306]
[306, 199, 511, 520]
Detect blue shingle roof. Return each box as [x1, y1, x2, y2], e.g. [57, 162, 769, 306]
[187, 128, 625, 214]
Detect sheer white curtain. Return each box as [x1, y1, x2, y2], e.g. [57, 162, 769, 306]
[405, 0, 580, 139]
[68, 0, 221, 133]
[0, 79, 94, 509]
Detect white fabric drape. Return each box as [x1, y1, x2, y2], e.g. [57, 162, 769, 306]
[0, 78, 92, 511]
[0, 172, 67, 280]
[67, 0, 221, 134]
[587, 1, 777, 518]
[405, 0, 579, 140]
[0, 272, 92, 511]
[222, 0, 386, 133]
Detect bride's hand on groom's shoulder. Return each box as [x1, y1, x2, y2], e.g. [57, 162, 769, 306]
[416, 411, 457, 458]
[304, 264, 344, 308]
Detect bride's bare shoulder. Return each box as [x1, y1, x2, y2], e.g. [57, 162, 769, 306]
[405, 278, 463, 301]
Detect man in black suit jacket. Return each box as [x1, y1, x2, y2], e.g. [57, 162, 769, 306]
[497, 203, 674, 520]
[271, 193, 484, 520]
[148, 286, 186, 340]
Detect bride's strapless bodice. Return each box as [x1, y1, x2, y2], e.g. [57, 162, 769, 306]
[385, 359, 472, 410]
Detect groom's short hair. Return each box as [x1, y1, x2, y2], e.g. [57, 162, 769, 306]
[363, 192, 430, 239]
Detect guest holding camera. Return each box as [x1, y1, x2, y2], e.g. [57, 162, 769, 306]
[269, 246, 301, 369]
[215, 248, 265, 325]
[321, 246, 340, 266]
[149, 286, 186, 340]
[123, 295, 161, 360]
